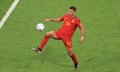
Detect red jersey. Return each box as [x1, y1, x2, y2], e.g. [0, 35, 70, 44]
[56, 14, 82, 39]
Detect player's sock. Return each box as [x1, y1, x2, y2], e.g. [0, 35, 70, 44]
[70, 53, 78, 69]
[39, 35, 49, 49]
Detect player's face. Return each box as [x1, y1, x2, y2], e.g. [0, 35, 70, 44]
[68, 9, 75, 16]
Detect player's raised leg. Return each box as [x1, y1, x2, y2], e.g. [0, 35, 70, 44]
[32, 31, 58, 53]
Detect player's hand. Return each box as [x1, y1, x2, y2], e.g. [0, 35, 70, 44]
[43, 19, 50, 22]
[80, 36, 84, 43]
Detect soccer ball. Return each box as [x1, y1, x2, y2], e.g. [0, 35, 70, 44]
[36, 23, 45, 31]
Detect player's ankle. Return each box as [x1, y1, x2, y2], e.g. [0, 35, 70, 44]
[38, 47, 42, 51]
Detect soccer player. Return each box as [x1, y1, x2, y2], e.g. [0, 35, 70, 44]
[32, 6, 85, 70]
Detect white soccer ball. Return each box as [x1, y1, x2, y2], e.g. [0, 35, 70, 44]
[36, 23, 45, 31]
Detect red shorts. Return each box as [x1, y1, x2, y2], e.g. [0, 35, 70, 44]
[55, 31, 72, 48]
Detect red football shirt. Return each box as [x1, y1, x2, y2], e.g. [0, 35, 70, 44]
[56, 14, 82, 39]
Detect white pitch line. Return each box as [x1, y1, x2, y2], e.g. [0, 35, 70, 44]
[0, 0, 20, 29]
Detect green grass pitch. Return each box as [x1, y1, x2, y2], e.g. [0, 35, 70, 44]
[0, 0, 120, 72]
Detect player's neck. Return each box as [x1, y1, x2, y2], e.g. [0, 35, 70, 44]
[67, 13, 76, 18]
[70, 15, 75, 18]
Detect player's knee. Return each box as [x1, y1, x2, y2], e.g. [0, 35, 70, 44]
[45, 31, 54, 37]
[46, 31, 52, 36]
[45, 32, 49, 37]
[68, 52, 73, 56]
[67, 50, 73, 56]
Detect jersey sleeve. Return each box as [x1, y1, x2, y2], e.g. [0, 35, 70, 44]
[76, 19, 83, 29]
[60, 14, 66, 21]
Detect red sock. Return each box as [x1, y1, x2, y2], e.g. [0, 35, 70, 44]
[39, 35, 49, 49]
[71, 53, 78, 64]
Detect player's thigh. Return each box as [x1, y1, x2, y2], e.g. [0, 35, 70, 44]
[46, 31, 58, 39]
[62, 40, 73, 56]
[63, 40, 72, 48]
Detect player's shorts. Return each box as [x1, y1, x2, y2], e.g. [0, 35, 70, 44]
[55, 31, 72, 48]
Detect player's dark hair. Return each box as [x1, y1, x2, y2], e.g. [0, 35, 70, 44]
[69, 6, 76, 12]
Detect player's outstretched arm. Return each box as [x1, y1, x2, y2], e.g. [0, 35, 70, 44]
[43, 18, 62, 22]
